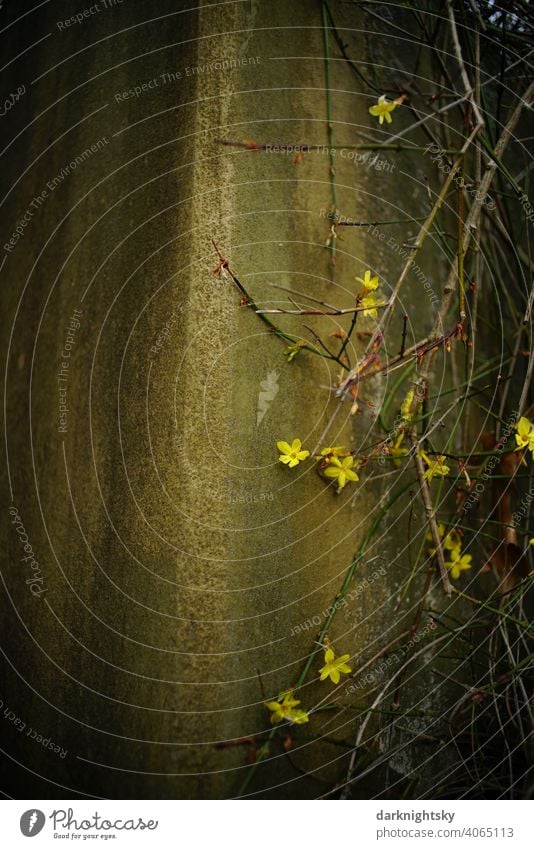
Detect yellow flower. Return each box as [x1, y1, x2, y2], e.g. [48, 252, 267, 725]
[287, 709, 309, 725]
[515, 417, 534, 454]
[529, 538, 534, 546]
[323, 455, 359, 492]
[426, 522, 461, 556]
[369, 94, 398, 125]
[264, 690, 309, 725]
[445, 534, 461, 553]
[319, 445, 347, 458]
[446, 550, 473, 580]
[390, 433, 409, 465]
[360, 291, 384, 319]
[356, 269, 379, 291]
[420, 450, 450, 481]
[401, 389, 415, 423]
[277, 438, 310, 468]
[319, 647, 352, 684]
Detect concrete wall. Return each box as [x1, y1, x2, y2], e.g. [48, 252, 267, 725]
[1, 0, 452, 798]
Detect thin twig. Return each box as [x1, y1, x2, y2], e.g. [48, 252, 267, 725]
[447, 0, 485, 129]
[411, 437, 453, 596]
[268, 282, 339, 310]
[414, 393, 467, 449]
[302, 324, 338, 360]
[339, 630, 466, 798]
[399, 314, 408, 358]
[413, 80, 534, 431]
[463, 23, 482, 446]
[255, 303, 388, 316]
[338, 130, 480, 398]
[211, 241, 349, 368]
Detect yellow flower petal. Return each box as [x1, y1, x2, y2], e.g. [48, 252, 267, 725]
[277, 438, 310, 467]
[280, 692, 300, 708]
[421, 452, 450, 480]
[290, 709, 309, 725]
[446, 551, 472, 579]
[277, 441, 292, 454]
[514, 418, 534, 451]
[369, 95, 398, 124]
[356, 270, 379, 290]
[320, 445, 345, 457]
[517, 417, 532, 437]
[360, 292, 384, 319]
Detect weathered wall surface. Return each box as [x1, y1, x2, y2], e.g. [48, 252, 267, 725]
[1, 0, 452, 798]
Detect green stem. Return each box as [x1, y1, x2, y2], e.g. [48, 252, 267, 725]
[296, 477, 417, 689]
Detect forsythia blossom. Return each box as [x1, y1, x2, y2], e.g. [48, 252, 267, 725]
[426, 522, 461, 557]
[369, 94, 398, 125]
[360, 291, 384, 319]
[401, 389, 416, 423]
[264, 690, 309, 725]
[419, 450, 450, 481]
[356, 269, 379, 290]
[446, 550, 473, 580]
[319, 647, 352, 685]
[323, 455, 359, 492]
[277, 438, 310, 468]
[318, 445, 347, 459]
[355, 266, 385, 319]
[515, 417, 534, 456]
[426, 523, 473, 580]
